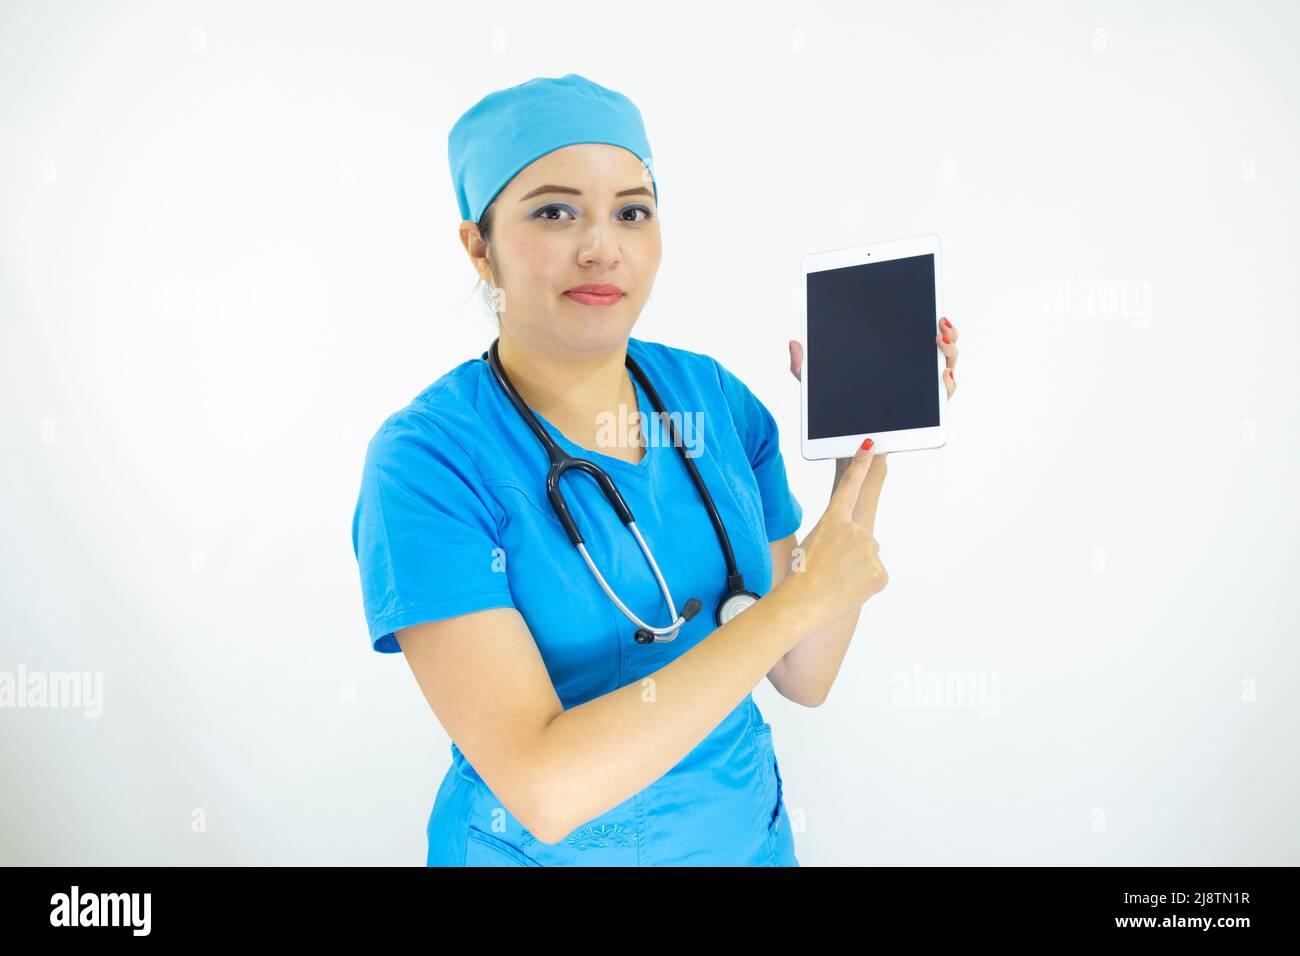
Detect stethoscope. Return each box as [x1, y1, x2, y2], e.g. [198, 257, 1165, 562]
[483, 337, 761, 643]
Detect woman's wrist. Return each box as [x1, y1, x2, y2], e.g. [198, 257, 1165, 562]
[768, 562, 840, 636]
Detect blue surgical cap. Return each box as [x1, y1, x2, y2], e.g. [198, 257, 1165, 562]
[448, 72, 657, 224]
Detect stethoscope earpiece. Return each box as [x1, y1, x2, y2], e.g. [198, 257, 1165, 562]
[485, 338, 754, 645]
[634, 596, 701, 645]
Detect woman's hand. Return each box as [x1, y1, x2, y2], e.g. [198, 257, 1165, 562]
[774, 439, 889, 628]
[787, 315, 960, 472]
[934, 314, 960, 398]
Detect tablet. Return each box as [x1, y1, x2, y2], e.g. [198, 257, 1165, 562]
[800, 233, 948, 460]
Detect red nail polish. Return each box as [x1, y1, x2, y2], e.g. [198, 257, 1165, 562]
[942, 318, 952, 328]
[941, 335, 951, 345]
[860, 437, 873, 451]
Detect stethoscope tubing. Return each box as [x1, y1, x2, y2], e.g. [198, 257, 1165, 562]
[483, 337, 751, 641]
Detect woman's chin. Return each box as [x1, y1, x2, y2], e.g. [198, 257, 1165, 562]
[551, 310, 637, 349]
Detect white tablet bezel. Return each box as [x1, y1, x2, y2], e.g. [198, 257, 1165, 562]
[800, 233, 948, 461]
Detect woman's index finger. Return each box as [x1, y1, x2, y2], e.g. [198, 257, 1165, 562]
[851, 452, 887, 534]
[829, 440, 876, 520]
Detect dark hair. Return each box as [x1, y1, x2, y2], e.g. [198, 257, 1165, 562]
[473, 201, 501, 324]
[478, 200, 496, 244]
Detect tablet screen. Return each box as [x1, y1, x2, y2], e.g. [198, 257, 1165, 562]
[807, 252, 939, 439]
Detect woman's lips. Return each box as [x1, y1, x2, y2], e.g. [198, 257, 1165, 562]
[563, 290, 624, 306]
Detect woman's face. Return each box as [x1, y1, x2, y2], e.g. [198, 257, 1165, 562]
[462, 142, 661, 358]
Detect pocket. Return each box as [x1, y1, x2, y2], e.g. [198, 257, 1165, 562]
[769, 750, 786, 835]
[464, 825, 542, 867]
[752, 723, 783, 834]
[491, 480, 567, 534]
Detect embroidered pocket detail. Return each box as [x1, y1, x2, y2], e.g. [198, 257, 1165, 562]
[519, 822, 635, 851]
[567, 823, 635, 850]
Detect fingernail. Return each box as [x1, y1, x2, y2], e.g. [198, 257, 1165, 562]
[941, 335, 951, 345]
[942, 318, 952, 328]
[948, 369, 954, 382]
[860, 437, 873, 451]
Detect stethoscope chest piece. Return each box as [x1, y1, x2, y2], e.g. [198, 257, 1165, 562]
[717, 588, 761, 626]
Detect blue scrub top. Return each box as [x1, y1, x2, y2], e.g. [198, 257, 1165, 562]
[351, 336, 804, 866]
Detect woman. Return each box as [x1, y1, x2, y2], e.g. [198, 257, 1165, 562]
[351, 73, 961, 866]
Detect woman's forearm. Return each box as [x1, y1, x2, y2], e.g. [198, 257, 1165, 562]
[770, 457, 868, 705]
[772, 606, 863, 705]
[530, 576, 824, 843]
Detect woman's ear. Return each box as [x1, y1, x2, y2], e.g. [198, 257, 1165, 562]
[459, 221, 490, 277]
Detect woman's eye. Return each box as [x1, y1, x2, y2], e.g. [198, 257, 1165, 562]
[621, 205, 654, 222]
[536, 204, 575, 221]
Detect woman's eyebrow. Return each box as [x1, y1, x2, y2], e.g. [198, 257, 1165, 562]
[517, 184, 654, 201]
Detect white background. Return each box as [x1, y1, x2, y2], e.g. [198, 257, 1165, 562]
[2, 0, 1297, 865]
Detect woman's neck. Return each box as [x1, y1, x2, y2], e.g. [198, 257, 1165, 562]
[495, 333, 641, 453]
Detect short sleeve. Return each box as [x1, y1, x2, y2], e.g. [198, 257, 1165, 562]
[711, 358, 804, 542]
[351, 408, 516, 653]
